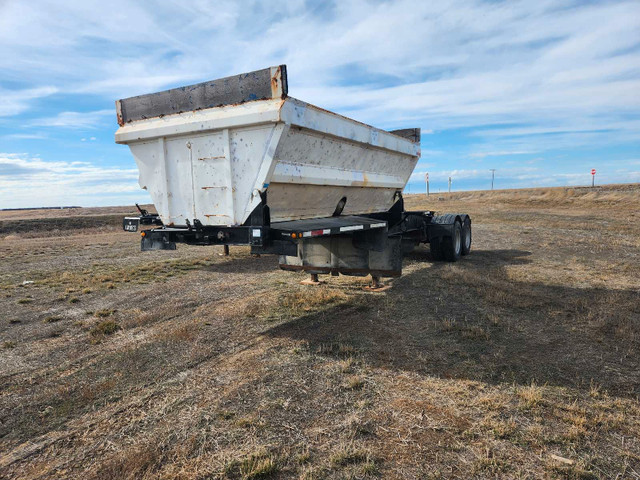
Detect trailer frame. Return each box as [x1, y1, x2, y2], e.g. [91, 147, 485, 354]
[122, 194, 470, 278]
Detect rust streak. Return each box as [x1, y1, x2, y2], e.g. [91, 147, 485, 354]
[115, 100, 124, 126]
[271, 66, 282, 99]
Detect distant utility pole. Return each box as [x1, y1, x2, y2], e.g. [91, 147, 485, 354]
[448, 176, 452, 193]
[425, 173, 429, 196]
[490, 169, 496, 190]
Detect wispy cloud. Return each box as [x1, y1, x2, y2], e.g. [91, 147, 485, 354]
[1, 133, 48, 140]
[1, 1, 638, 142]
[469, 151, 534, 159]
[2, 1, 638, 127]
[0, 86, 57, 117]
[0, 153, 144, 208]
[412, 166, 538, 182]
[409, 165, 640, 190]
[28, 109, 112, 129]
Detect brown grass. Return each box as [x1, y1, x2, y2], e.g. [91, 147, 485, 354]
[90, 319, 121, 337]
[518, 382, 544, 409]
[1, 184, 639, 479]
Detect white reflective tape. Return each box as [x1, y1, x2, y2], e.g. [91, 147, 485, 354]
[370, 222, 386, 228]
[252, 229, 261, 237]
[303, 231, 312, 237]
[340, 225, 364, 232]
[323, 229, 331, 235]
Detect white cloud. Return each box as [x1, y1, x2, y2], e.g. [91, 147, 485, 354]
[1, 1, 638, 136]
[29, 109, 112, 129]
[409, 164, 640, 190]
[0, 86, 57, 117]
[0, 153, 146, 208]
[1, 133, 48, 140]
[469, 151, 534, 159]
[412, 166, 538, 182]
[0, 1, 637, 152]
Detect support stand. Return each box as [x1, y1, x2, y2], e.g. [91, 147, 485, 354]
[364, 275, 391, 292]
[300, 273, 323, 285]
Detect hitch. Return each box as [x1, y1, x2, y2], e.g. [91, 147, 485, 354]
[122, 205, 163, 232]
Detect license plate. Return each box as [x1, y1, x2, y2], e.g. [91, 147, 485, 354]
[123, 217, 139, 232]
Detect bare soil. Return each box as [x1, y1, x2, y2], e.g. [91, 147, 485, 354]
[1, 184, 639, 479]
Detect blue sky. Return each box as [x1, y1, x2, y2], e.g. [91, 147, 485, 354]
[1, 0, 639, 208]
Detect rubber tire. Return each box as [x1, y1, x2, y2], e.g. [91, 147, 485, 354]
[430, 237, 443, 260]
[442, 220, 462, 262]
[461, 217, 472, 256]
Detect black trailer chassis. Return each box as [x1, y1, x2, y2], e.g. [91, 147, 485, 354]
[123, 197, 471, 283]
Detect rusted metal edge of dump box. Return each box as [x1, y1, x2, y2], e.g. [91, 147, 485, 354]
[116, 65, 287, 126]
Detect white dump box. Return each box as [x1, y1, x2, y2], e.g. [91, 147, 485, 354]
[115, 66, 420, 227]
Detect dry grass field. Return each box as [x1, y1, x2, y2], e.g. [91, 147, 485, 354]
[1, 184, 639, 479]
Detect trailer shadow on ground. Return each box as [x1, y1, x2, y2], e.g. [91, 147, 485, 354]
[265, 248, 640, 398]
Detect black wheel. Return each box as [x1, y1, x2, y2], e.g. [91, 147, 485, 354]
[461, 217, 472, 256]
[430, 237, 443, 260]
[442, 220, 462, 262]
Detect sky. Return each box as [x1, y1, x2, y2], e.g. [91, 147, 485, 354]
[1, 0, 639, 208]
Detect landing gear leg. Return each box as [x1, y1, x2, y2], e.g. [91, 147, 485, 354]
[300, 273, 323, 285]
[364, 275, 391, 292]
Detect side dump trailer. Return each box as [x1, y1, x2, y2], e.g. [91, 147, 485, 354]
[116, 66, 472, 287]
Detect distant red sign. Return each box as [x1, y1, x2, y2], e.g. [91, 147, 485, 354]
[591, 169, 596, 175]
